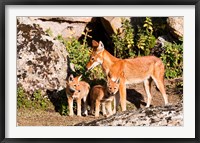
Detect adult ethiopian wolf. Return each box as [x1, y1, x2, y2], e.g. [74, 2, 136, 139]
[86, 40, 169, 112]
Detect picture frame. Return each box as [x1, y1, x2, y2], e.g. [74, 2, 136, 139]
[1, 0, 199, 143]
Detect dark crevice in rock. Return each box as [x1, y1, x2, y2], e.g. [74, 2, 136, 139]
[38, 18, 88, 24]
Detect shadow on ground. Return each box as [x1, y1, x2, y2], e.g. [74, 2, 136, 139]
[126, 88, 146, 109]
[46, 89, 68, 114]
[46, 87, 147, 116]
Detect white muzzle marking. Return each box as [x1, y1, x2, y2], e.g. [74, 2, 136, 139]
[88, 58, 102, 71]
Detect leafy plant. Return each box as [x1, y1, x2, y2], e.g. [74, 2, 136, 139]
[161, 42, 183, 79]
[45, 28, 53, 37]
[17, 86, 50, 110]
[111, 17, 183, 79]
[56, 29, 91, 77]
[112, 17, 157, 58]
[56, 28, 105, 80]
[112, 18, 135, 59]
[17, 87, 31, 108]
[66, 38, 90, 76]
[32, 90, 49, 109]
[136, 17, 156, 56]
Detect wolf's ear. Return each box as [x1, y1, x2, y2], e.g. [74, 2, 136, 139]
[68, 74, 74, 82]
[97, 41, 104, 53]
[78, 74, 82, 82]
[105, 75, 110, 82]
[116, 78, 120, 84]
[92, 40, 99, 47]
[69, 63, 75, 72]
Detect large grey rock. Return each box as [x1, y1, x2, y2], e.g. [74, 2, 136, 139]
[17, 18, 68, 95]
[17, 17, 92, 39]
[76, 102, 183, 126]
[167, 17, 183, 39]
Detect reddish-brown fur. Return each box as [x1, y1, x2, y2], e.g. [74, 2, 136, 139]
[89, 76, 120, 117]
[86, 40, 168, 112]
[66, 74, 90, 117]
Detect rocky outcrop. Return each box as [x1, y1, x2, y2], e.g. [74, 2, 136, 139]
[100, 17, 130, 35]
[167, 17, 183, 39]
[75, 102, 183, 126]
[17, 17, 92, 39]
[16, 16, 183, 96]
[17, 18, 68, 95]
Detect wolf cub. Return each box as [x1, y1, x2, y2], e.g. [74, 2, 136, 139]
[89, 76, 120, 117]
[66, 74, 90, 117]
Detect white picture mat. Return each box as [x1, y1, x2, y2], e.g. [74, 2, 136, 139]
[5, 5, 195, 138]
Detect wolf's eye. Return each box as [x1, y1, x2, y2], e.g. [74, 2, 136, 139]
[91, 57, 94, 61]
[114, 87, 117, 90]
[78, 90, 81, 92]
[74, 84, 76, 87]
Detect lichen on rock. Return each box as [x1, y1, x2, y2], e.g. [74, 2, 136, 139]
[75, 102, 183, 126]
[17, 18, 68, 95]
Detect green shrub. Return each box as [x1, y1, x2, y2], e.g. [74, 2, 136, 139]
[66, 37, 90, 76]
[111, 17, 183, 79]
[161, 42, 183, 79]
[136, 17, 156, 56]
[32, 90, 50, 109]
[17, 87, 31, 108]
[56, 28, 105, 80]
[112, 17, 156, 58]
[112, 18, 135, 59]
[17, 86, 50, 110]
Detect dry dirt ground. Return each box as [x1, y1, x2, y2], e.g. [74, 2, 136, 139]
[17, 78, 183, 126]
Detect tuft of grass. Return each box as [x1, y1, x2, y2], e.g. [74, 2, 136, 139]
[17, 86, 51, 110]
[45, 28, 53, 37]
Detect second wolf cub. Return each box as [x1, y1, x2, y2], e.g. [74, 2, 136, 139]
[89, 76, 120, 117]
